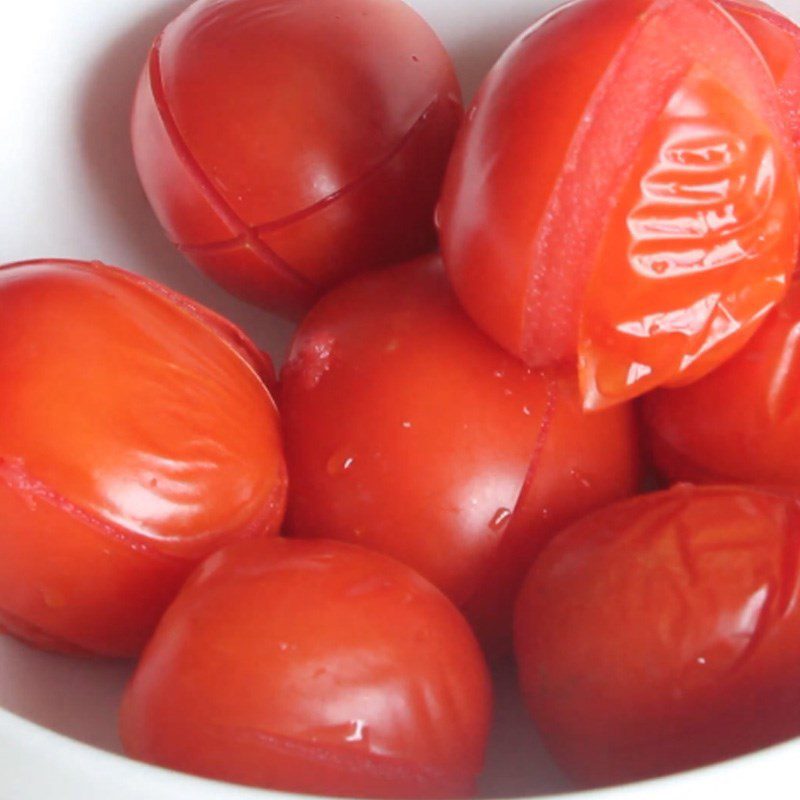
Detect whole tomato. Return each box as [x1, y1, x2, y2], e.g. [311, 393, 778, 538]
[438, 0, 800, 410]
[515, 484, 800, 787]
[279, 255, 640, 654]
[133, 0, 462, 317]
[0, 259, 286, 657]
[120, 538, 492, 799]
[643, 281, 800, 486]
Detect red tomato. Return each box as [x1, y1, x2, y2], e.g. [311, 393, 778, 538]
[515, 484, 800, 787]
[132, 0, 462, 318]
[643, 281, 800, 486]
[120, 538, 492, 798]
[0, 259, 286, 657]
[438, 0, 799, 410]
[279, 255, 640, 654]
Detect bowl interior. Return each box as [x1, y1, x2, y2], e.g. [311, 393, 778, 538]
[0, 0, 799, 798]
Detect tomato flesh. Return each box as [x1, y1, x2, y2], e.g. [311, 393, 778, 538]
[439, 0, 799, 409]
[280, 255, 640, 654]
[515, 484, 800, 786]
[133, 0, 462, 317]
[0, 260, 286, 656]
[120, 538, 492, 798]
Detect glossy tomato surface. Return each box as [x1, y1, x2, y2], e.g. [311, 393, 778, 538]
[280, 255, 640, 653]
[515, 484, 800, 787]
[0, 259, 286, 657]
[643, 281, 800, 486]
[438, 0, 799, 410]
[132, 0, 462, 317]
[120, 537, 492, 799]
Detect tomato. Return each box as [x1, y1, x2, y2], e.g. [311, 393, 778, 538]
[438, 0, 799, 410]
[279, 255, 639, 654]
[120, 537, 491, 798]
[132, 0, 462, 318]
[0, 259, 286, 657]
[643, 281, 800, 486]
[515, 484, 800, 787]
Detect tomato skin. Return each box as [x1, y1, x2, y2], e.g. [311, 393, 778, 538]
[722, 0, 800, 158]
[515, 484, 800, 787]
[438, 0, 799, 410]
[643, 282, 800, 487]
[120, 538, 492, 799]
[132, 0, 462, 318]
[279, 255, 640, 654]
[0, 259, 286, 657]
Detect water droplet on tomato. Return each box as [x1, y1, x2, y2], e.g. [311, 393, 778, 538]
[490, 508, 513, 532]
[326, 451, 355, 476]
[570, 469, 593, 489]
[345, 720, 368, 743]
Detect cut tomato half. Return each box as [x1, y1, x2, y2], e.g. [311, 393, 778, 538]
[439, 0, 799, 409]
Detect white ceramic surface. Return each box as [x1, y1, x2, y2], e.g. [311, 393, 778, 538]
[2, 0, 800, 797]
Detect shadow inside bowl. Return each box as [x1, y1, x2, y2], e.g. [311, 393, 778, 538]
[0, 634, 132, 753]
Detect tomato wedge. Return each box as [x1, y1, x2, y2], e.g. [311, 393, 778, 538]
[438, 0, 799, 409]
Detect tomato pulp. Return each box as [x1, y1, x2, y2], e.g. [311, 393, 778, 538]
[515, 484, 800, 786]
[120, 538, 492, 798]
[438, 0, 800, 409]
[0, 260, 286, 656]
[280, 255, 640, 654]
[133, 0, 462, 317]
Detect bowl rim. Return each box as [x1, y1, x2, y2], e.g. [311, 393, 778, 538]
[2, 703, 799, 799]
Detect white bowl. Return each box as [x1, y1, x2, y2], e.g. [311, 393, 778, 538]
[2, 0, 800, 797]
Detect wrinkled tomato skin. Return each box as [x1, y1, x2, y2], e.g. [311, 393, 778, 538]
[132, 0, 462, 318]
[279, 255, 640, 654]
[120, 538, 492, 799]
[0, 260, 286, 657]
[643, 282, 800, 487]
[515, 484, 800, 787]
[438, 0, 799, 410]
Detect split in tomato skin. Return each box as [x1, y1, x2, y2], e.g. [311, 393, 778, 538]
[0, 259, 287, 657]
[120, 538, 492, 799]
[438, 0, 799, 410]
[515, 483, 800, 787]
[279, 255, 640, 655]
[643, 281, 800, 487]
[132, 0, 463, 318]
